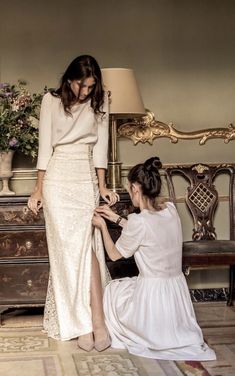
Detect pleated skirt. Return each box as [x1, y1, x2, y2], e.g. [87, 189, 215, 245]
[42, 143, 109, 340]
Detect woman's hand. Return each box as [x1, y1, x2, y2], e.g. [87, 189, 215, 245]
[95, 204, 120, 223]
[27, 190, 43, 215]
[99, 186, 119, 206]
[92, 212, 106, 229]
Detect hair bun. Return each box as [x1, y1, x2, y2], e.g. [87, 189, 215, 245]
[127, 157, 163, 200]
[143, 157, 162, 172]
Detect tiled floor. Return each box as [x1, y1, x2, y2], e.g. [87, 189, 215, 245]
[0, 302, 234, 376]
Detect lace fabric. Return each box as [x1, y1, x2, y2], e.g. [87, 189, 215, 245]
[42, 144, 110, 340]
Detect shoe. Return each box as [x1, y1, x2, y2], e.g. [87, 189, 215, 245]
[94, 329, 111, 352]
[77, 332, 94, 352]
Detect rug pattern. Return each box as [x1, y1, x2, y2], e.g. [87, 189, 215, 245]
[0, 333, 49, 352]
[1, 310, 235, 376]
[0, 354, 63, 376]
[0, 331, 219, 376]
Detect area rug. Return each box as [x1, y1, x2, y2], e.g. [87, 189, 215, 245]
[72, 352, 213, 376]
[1, 303, 235, 375]
[0, 330, 217, 376]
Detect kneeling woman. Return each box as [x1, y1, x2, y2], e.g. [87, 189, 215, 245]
[92, 157, 216, 360]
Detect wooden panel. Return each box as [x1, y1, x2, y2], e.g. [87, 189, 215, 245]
[183, 254, 235, 267]
[0, 205, 45, 227]
[0, 230, 48, 258]
[0, 263, 49, 304]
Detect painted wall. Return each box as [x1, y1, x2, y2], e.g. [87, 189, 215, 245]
[1, 0, 235, 164]
[1, 0, 235, 288]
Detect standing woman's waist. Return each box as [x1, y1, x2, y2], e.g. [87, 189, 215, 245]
[53, 143, 93, 160]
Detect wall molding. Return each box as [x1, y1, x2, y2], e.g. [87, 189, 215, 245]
[11, 169, 37, 181]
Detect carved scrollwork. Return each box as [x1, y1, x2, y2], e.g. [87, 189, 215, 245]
[117, 110, 235, 145]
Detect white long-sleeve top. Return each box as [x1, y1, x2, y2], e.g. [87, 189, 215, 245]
[36, 92, 109, 170]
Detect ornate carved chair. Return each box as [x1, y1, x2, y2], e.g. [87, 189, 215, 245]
[165, 163, 235, 306]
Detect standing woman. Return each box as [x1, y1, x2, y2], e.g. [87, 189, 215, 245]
[28, 55, 118, 351]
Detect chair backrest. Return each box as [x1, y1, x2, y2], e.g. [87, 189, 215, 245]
[165, 164, 235, 241]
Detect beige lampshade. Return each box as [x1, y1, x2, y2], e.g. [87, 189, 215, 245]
[101, 68, 145, 117]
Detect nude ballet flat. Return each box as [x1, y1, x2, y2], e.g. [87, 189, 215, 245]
[77, 333, 94, 352]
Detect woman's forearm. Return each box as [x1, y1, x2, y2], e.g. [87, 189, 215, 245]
[96, 168, 119, 206]
[100, 223, 122, 261]
[28, 169, 45, 214]
[96, 168, 106, 189]
[34, 170, 46, 193]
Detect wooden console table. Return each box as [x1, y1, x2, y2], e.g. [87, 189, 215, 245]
[0, 193, 138, 322]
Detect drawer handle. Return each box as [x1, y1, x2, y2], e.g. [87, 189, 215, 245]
[23, 206, 29, 214]
[25, 241, 33, 250]
[27, 279, 33, 288]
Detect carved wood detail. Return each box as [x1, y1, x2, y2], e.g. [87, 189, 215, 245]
[118, 110, 235, 145]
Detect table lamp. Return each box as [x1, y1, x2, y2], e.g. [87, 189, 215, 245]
[101, 68, 145, 191]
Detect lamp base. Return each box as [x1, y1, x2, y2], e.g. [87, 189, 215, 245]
[107, 161, 125, 192]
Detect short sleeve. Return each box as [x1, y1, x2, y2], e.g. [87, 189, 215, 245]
[36, 92, 53, 170]
[93, 92, 109, 169]
[115, 213, 145, 258]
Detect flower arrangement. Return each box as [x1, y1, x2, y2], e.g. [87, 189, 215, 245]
[0, 80, 44, 159]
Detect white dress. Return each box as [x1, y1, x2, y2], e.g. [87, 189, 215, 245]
[36, 93, 110, 340]
[103, 202, 216, 360]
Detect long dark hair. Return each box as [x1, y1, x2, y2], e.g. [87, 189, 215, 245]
[51, 55, 105, 115]
[128, 157, 162, 208]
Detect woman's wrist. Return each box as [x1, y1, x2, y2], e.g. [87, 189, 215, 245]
[115, 216, 123, 225]
[101, 220, 107, 231]
[99, 186, 106, 192]
[114, 215, 127, 227]
[33, 186, 42, 194]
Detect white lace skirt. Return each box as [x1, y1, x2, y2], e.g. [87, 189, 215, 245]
[42, 144, 109, 340]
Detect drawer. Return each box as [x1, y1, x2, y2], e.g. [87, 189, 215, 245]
[0, 230, 48, 258]
[0, 204, 45, 227]
[0, 262, 49, 304]
[0, 194, 133, 227]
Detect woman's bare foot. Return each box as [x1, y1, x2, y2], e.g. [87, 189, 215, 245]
[94, 327, 111, 352]
[77, 332, 94, 351]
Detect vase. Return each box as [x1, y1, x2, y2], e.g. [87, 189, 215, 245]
[0, 150, 15, 196]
